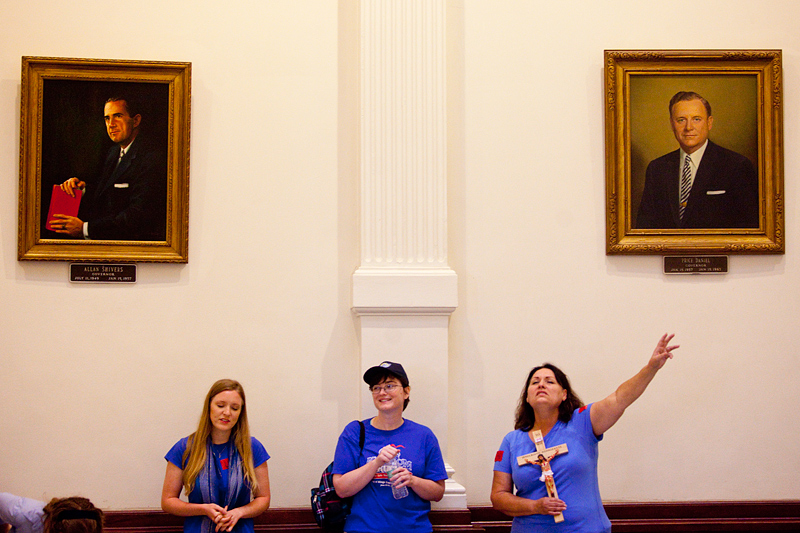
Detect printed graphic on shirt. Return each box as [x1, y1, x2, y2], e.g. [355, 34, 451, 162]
[494, 450, 504, 462]
[368, 451, 412, 488]
[220, 458, 229, 470]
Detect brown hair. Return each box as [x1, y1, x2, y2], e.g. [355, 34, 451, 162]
[105, 96, 140, 118]
[514, 363, 584, 430]
[42, 497, 103, 533]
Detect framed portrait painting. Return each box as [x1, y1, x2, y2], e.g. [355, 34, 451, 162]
[18, 56, 191, 262]
[604, 50, 783, 255]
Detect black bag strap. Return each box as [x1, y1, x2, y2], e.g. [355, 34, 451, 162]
[345, 420, 366, 474]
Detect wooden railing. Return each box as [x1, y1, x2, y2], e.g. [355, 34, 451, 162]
[103, 502, 800, 533]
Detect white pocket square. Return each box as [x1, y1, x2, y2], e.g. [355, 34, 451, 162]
[114, 183, 130, 188]
[706, 190, 726, 195]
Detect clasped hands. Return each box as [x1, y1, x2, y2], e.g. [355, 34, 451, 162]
[206, 504, 242, 532]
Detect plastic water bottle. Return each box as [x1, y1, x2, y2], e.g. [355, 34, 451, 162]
[388, 456, 408, 499]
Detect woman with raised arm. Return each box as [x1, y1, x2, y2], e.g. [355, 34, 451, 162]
[491, 334, 679, 533]
[162, 379, 270, 533]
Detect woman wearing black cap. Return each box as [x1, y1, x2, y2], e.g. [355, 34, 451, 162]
[331, 361, 448, 533]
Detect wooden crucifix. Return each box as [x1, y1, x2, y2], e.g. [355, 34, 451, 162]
[516, 429, 568, 523]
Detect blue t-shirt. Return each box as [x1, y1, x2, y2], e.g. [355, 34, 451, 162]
[332, 418, 448, 533]
[493, 404, 611, 533]
[165, 436, 269, 533]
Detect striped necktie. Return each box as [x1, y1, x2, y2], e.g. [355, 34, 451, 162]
[679, 154, 692, 220]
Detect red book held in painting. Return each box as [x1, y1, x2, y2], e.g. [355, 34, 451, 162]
[45, 184, 82, 232]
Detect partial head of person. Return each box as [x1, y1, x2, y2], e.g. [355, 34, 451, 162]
[104, 96, 141, 149]
[364, 361, 411, 411]
[42, 497, 103, 533]
[668, 91, 713, 155]
[514, 363, 584, 430]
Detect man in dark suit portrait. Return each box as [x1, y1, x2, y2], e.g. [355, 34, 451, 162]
[50, 95, 167, 241]
[635, 91, 759, 229]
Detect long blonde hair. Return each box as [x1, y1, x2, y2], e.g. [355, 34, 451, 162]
[181, 379, 258, 495]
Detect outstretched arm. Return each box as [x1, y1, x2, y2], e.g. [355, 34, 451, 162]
[590, 333, 679, 436]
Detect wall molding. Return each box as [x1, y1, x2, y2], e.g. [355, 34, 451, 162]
[103, 502, 800, 533]
[358, 0, 448, 269]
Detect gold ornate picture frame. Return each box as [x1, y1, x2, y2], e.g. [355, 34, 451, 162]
[18, 56, 191, 262]
[604, 50, 783, 255]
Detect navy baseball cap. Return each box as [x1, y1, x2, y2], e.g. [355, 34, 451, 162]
[363, 361, 409, 386]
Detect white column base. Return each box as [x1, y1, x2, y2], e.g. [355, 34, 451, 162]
[432, 462, 467, 509]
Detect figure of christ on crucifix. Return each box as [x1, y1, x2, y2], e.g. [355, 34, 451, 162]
[491, 335, 679, 532]
[516, 429, 568, 523]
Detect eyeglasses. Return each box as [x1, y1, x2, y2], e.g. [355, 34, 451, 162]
[370, 383, 402, 395]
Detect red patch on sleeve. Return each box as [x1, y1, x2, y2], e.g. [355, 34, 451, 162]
[579, 405, 588, 413]
[494, 451, 504, 462]
[220, 458, 229, 470]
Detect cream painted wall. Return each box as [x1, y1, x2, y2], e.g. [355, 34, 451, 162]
[0, 0, 798, 512]
[0, 0, 358, 509]
[449, 0, 800, 503]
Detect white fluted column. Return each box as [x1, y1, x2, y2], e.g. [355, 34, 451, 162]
[351, 0, 464, 508]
